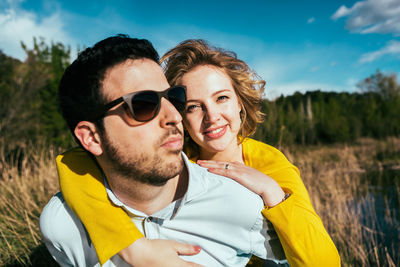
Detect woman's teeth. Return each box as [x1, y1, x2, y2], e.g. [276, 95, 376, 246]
[209, 127, 224, 134]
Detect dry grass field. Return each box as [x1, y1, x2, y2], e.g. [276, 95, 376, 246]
[285, 137, 400, 266]
[0, 144, 59, 266]
[0, 138, 399, 266]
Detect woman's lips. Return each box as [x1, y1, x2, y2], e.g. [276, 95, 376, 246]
[203, 125, 227, 139]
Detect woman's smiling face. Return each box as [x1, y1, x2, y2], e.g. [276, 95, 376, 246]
[181, 64, 242, 155]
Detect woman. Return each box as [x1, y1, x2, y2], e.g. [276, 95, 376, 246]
[58, 39, 340, 266]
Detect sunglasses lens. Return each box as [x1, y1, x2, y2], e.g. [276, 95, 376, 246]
[167, 86, 186, 112]
[128, 86, 186, 122]
[131, 92, 159, 121]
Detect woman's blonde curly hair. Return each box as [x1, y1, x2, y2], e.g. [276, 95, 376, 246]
[161, 39, 265, 156]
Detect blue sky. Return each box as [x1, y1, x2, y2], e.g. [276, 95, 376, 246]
[1, 0, 399, 98]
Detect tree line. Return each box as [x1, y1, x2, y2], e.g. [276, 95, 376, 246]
[0, 38, 72, 153]
[254, 73, 400, 146]
[1, 39, 399, 154]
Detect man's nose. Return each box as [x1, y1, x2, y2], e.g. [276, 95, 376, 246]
[158, 97, 183, 127]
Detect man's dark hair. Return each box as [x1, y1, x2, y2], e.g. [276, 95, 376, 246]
[58, 34, 160, 138]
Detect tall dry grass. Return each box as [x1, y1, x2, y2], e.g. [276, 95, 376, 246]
[0, 138, 399, 266]
[283, 137, 400, 266]
[0, 142, 59, 266]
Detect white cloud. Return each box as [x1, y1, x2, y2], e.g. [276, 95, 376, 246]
[359, 40, 400, 63]
[307, 17, 315, 24]
[331, 0, 400, 36]
[0, 2, 74, 60]
[331, 5, 351, 20]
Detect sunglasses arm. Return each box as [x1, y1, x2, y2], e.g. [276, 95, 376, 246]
[88, 97, 124, 122]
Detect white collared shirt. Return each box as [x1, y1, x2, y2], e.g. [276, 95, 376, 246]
[40, 153, 287, 266]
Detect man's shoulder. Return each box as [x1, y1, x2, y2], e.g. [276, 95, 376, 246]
[40, 192, 66, 217]
[40, 192, 67, 235]
[40, 192, 90, 251]
[40, 193, 103, 266]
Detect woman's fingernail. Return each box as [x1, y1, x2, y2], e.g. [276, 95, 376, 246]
[194, 245, 201, 252]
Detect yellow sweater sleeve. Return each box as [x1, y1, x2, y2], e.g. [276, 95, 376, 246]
[243, 138, 341, 267]
[56, 148, 143, 265]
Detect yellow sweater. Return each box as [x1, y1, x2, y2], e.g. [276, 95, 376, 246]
[57, 138, 340, 266]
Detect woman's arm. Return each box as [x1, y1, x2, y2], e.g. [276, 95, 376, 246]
[57, 148, 201, 266]
[196, 160, 286, 208]
[120, 238, 202, 267]
[197, 159, 340, 267]
[263, 167, 340, 267]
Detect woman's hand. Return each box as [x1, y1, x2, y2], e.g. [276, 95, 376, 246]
[118, 237, 203, 267]
[197, 160, 286, 208]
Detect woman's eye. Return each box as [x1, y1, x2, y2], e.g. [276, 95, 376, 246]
[217, 95, 229, 102]
[186, 104, 200, 113]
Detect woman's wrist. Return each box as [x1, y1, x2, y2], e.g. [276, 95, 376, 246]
[260, 181, 287, 208]
[264, 190, 291, 209]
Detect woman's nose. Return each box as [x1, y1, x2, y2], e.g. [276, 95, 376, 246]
[204, 106, 220, 123]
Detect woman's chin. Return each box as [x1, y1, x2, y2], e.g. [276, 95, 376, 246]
[202, 141, 231, 154]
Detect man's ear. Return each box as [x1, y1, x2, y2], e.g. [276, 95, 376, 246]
[74, 121, 103, 156]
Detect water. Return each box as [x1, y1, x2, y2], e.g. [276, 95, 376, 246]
[353, 168, 400, 262]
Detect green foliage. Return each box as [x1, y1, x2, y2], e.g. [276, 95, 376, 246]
[0, 38, 73, 154]
[256, 71, 400, 146]
[34, 40, 72, 147]
[357, 69, 400, 100]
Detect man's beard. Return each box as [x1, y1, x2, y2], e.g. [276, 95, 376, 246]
[102, 128, 184, 186]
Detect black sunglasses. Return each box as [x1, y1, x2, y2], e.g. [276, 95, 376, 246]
[89, 85, 187, 122]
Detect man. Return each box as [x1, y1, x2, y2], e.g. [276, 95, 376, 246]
[40, 35, 287, 266]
